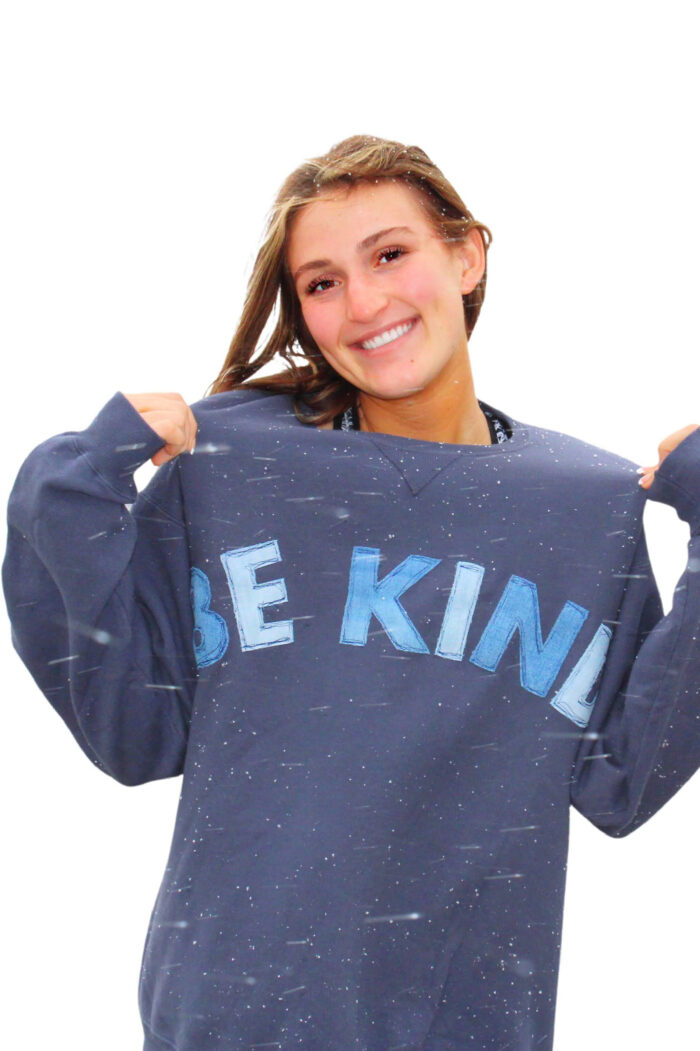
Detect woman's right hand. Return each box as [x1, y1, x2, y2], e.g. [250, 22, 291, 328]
[123, 392, 198, 466]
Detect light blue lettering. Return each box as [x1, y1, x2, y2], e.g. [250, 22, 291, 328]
[340, 546, 440, 653]
[190, 567, 229, 668]
[550, 622, 613, 726]
[220, 540, 293, 651]
[435, 562, 485, 661]
[470, 575, 588, 696]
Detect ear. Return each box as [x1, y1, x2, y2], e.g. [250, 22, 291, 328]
[454, 227, 486, 296]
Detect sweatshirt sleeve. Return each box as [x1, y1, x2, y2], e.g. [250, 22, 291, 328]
[570, 427, 700, 837]
[2, 392, 198, 787]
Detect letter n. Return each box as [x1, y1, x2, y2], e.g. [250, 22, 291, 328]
[469, 575, 589, 696]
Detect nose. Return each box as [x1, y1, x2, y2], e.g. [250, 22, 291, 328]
[344, 272, 389, 324]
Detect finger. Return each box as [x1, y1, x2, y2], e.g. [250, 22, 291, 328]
[177, 408, 194, 455]
[143, 412, 189, 452]
[125, 391, 186, 404]
[122, 393, 196, 459]
[151, 401, 196, 453]
[124, 393, 174, 413]
[187, 407, 198, 453]
[657, 423, 700, 462]
[151, 448, 177, 467]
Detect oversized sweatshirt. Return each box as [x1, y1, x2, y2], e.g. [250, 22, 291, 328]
[3, 389, 700, 1051]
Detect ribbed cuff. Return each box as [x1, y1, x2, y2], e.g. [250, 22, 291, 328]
[75, 392, 166, 500]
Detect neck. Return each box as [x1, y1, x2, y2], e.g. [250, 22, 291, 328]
[356, 351, 490, 445]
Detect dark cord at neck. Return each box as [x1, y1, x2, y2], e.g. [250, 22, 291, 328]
[332, 401, 512, 443]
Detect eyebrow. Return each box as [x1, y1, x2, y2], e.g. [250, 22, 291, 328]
[292, 226, 415, 284]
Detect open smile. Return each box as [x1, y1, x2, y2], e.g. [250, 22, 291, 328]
[352, 317, 419, 353]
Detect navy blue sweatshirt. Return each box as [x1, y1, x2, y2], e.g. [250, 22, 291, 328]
[3, 390, 700, 1050]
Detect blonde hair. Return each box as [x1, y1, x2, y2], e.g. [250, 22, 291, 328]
[209, 134, 492, 424]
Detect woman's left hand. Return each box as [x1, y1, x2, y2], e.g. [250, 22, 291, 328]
[638, 424, 700, 489]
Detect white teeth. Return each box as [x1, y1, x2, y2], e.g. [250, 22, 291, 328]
[360, 320, 414, 350]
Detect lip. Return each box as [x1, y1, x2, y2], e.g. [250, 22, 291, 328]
[350, 316, 419, 352]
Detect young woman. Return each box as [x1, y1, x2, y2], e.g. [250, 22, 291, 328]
[4, 135, 699, 1050]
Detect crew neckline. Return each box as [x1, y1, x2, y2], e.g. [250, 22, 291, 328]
[322, 400, 530, 455]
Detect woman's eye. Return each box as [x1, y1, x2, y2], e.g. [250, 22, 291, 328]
[305, 248, 405, 296]
[306, 277, 337, 296]
[377, 247, 405, 264]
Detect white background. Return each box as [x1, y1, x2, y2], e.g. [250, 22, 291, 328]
[1, 2, 698, 1048]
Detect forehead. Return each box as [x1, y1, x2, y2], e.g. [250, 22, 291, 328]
[287, 180, 433, 268]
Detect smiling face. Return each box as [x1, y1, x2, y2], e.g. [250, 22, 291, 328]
[287, 180, 485, 405]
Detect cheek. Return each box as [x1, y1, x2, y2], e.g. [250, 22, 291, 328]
[400, 268, 445, 311]
[404, 266, 465, 336]
[301, 302, 337, 350]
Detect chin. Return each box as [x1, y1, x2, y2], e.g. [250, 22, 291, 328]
[380, 386, 425, 402]
[359, 367, 434, 402]
[356, 379, 423, 402]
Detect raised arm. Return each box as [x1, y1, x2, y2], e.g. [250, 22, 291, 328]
[571, 425, 700, 835]
[2, 392, 198, 786]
